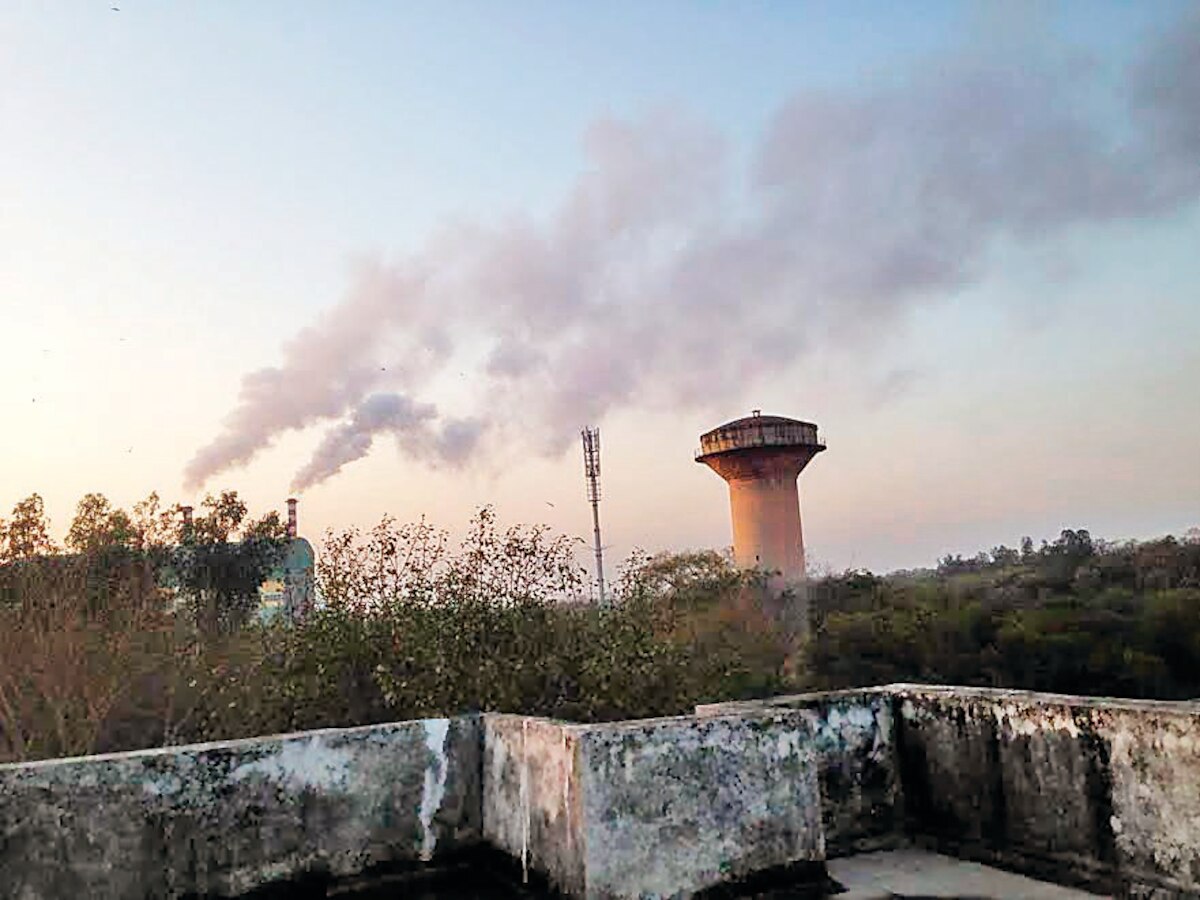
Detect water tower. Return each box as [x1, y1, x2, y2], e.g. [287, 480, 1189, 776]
[695, 410, 825, 596]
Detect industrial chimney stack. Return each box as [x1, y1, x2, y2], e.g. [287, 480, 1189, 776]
[181, 505, 194, 537]
[286, 498, 298, 539]
[696, 411, 825, 627]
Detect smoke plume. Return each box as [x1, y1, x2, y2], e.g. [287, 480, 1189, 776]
[186, 13, 1200, 491]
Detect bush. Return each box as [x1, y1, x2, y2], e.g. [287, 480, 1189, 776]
[0, 506, 805, 763]
[0, 551, 172, 760]
[203, 510, 801, 734]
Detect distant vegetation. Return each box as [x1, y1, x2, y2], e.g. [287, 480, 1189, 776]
[810, 527, 1200, 699]
[1, 491, 1198, 764]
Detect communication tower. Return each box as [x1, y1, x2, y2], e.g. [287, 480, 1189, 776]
[581, 427, 606, 604]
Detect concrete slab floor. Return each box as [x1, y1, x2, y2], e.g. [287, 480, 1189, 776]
[827, 850, 1106, 899]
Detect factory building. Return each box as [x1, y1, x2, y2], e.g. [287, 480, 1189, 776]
[174, 498, 314, 622]
[257, 498, 315, 622]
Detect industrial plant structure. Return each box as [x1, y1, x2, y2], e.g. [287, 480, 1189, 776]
[696, 411, 825, 618]
[154, 498, 315, 623]
[257, 497, 315, 622]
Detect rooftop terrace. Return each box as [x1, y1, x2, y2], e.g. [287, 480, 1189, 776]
[2, 684, 1197, 898]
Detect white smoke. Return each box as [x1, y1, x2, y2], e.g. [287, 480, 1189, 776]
[289, 393, 485, 492]
[186, 12, 1200, 491]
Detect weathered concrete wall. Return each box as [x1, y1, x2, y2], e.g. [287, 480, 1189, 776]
[0, 716, 482, 899]
[485, 710, 824, 899]
[483, 714, 586, 896]
[578, 711, 824, 898]
[7, 684, 1200, 898]
[891, 684, 1200, 895]
[697, 688, 901, 857]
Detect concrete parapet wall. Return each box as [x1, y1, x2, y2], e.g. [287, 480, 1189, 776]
[0, 716, 482, 899]
[4, 685, 1199, 897]
[890, 684, 1200, 895]
[696, 688, 902, 857]
[578, 711, 824, 897]
[483, 710, 824, 898]
[483, 714, 587, 895]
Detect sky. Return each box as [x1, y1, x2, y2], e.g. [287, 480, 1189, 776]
[1, 1, 1198, 575]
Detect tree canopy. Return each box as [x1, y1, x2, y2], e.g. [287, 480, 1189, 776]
[0, 493, 56, 562]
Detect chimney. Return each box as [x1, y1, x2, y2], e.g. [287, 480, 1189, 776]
[181, 505, 194, 537]
[286, 498, 298, 539]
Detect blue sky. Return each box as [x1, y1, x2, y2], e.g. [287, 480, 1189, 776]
[1, 1, 1197, 573]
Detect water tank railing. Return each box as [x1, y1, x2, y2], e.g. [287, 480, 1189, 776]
[695, 430, 826, 459]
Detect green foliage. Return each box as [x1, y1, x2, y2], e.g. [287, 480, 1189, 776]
[171, 494, 289, 636]
[810, 526, 1200, 699]
[66, 493, 136, 554]
[0, 488, 291, 761]
[192, 490, 248, 543]
[6, 495, 1199, 767]
[131, 510, 799, 745]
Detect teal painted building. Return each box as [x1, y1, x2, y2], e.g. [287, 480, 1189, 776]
[257, 498, 315, 623]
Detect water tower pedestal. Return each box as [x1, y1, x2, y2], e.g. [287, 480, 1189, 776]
[696, 411, 825, 630]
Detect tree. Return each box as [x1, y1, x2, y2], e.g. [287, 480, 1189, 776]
[172, 492, 288, 635]
[617, 548, 747, 615]
[65, 493, 135, 555]
[1053, 528, 1094, 560]
[131, 491, 182, 553]
[1, 494, 56, 561]
[193, 490, 248, 543]
[990, 545, 1020, 568]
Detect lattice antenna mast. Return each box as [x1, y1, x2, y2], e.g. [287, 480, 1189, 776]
[581, 427, 606, 605]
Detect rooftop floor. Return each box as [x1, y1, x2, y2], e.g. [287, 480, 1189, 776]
[829, 850, 1104, 900]
[260, 849, 1108, 898]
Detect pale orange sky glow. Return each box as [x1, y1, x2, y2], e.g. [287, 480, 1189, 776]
[2, 3, 1198, 574]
